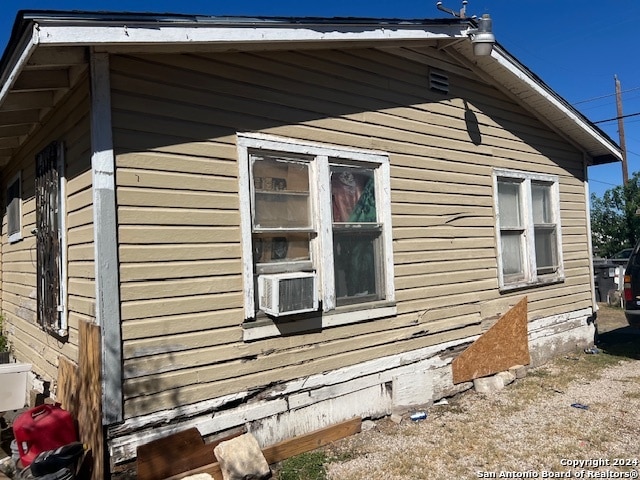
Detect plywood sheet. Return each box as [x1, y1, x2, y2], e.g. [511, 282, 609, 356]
[452, 296, 530, 384]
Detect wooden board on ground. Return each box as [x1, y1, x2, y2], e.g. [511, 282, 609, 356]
[452, 296, 530, 384]
[162, 417, 362, 480]
[137, 427, 216, 480]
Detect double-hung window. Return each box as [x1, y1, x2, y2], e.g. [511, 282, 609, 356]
[238, 133, 395, 336]
[7, 171, 22, 243]
[493, 169, 563, 290]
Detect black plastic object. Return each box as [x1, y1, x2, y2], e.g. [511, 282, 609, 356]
[29, 442, 84, 478]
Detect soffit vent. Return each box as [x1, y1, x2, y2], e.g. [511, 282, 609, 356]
[429, 70, 449, 94]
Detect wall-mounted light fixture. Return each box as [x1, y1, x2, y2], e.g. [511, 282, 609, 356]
[436, 2, 496, 57]
[466, 14, 495, 56]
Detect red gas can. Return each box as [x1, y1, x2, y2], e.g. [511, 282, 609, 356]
[12, 404, 78, 467]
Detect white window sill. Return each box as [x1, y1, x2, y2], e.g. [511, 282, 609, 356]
[243, 303, 397, 342]
[499, 275, 565, 292]
[8, 232, 22, 244]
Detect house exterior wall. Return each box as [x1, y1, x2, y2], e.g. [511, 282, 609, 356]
[107, 46, 594, 468]
[1, 79, 94, 384]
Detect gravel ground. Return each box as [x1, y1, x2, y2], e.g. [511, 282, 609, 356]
[322, 306, 640, 480]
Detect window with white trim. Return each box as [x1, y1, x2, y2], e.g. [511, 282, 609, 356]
[7, 171, 22, 243]
[238, 134, 395, 329]
[493, 169, 564, 290]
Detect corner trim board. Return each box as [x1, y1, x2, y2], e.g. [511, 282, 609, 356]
[90, 49, 123, 425]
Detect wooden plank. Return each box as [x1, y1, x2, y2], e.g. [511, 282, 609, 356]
[56, 355, 79, 413]
[162, 417, 361, 480]
[136, 428, 215, 480]
[78, 321, 104, 480]
[262, 417, 361, 464]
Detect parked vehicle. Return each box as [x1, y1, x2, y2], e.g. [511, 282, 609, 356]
[611, 248, 633, 266]
[623, 242, 640, 327]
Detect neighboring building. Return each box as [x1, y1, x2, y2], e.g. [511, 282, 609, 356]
[0, 11, 620, 476]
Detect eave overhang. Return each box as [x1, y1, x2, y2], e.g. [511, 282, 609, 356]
[0, 11, 621, 168]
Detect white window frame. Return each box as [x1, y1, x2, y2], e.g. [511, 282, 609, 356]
[7, 171, 22, 243]
[237, 133, 396, 339]
[493, 168, 564, 290]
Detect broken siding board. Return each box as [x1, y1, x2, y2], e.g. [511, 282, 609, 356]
[391, 214, 494, 229]
[122, 324, 480, 416]
[122, 321, 480, 394]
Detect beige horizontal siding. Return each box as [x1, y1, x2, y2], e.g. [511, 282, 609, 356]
[1, 79, 94, 386]
[110, 47, 592, 418]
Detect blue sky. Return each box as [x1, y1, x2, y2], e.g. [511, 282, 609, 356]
[0, 0, 637, 199]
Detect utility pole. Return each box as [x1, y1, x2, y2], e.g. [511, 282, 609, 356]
[615, 74, 629, 184]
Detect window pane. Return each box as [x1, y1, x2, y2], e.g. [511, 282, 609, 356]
[253, 234, 310, 265]
[532, 182, 552, 224]
[497, 181, 521, 228]
[253, 157, 310, 229]
[7, 178, 20, 236]
[535, 227, 557, 272]
[501, 230, 524, 277]
[333, 230, 380, 305]
[331, 167, 376, 223]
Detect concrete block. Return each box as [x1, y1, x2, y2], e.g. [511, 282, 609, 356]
[497, 371, 516, 386]
[214, 433, 270, 480]
[473, 375, 504, 393]
[509, 365, 527, 379]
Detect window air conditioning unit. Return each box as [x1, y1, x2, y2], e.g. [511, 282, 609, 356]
[258, 272, 318, 317]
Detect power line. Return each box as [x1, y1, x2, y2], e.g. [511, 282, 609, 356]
[593, 111, 640, 125]
[574, 85, 640, 105]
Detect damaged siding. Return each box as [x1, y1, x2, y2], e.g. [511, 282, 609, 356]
[1, 79, 93, 382]
[109, 46, 592, 424]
